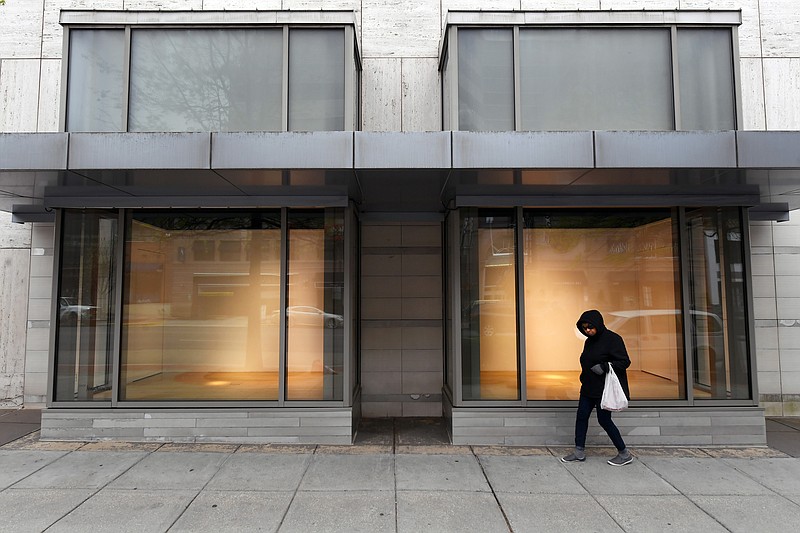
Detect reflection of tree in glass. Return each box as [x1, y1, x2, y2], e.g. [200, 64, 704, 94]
[128, 29, 283, 132]
[69, 31, 125, 132]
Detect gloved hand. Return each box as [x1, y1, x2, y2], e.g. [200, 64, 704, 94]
[590, 364, 605, 375]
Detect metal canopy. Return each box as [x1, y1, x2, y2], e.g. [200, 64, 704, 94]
[2, 131, 799, 220]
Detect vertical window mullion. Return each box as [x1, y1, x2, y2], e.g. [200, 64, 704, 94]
[278, 207, 288, 404]
[344, 26, 355, 131]
[678, 207, 695, 404]
[513, 26, 521, 132]
[122, 26, 131, 132]
[449, 27, 459, 131]
[671, 26, 681, 130]
[282, 26, 290, 132]
[515, 206, 527, 403]
[46, 210, 64, 406]
[111, 209, 126, 407]
[731, 26, 743, 130]
[740, 208, 758, 401]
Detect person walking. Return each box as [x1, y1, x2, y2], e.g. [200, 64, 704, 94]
[561, 309, 633, 466]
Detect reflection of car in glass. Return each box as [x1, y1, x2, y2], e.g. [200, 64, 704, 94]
[59, 297, 97, 320]
[465, 300, 517, 337]
[270, 306, 344, 328]
[581, 309, 724, 384]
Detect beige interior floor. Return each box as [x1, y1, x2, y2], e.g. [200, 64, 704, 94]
[477, 370, 692, 401]
[120, 371, 327, 401]
[94, 369, 710, 402]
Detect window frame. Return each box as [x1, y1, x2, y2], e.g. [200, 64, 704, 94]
[440, 11, 742, 132]
[48, 206, 357, 409]
[59, 11, 361, 133]
[446, 206, 758, 409]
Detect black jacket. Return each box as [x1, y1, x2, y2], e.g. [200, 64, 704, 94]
[576, 310, 631, 400]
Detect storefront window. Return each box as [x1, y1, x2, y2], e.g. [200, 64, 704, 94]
[686, 208, 750, 399]
[286, 209, 345, 400]
[460, 209, 519, 400]
[522, 210, 684, 401]
[54, 210, 118, 402]
[120, 211, 282, 401]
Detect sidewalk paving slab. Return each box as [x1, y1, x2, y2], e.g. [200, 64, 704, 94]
[395, 453, 489, 492]
[13, 450, 148, 489]
[477, 455, 588, 494]
[299, 454, 394, 491]
[720, 457, 800, 495]
[280, 490, 395, 533]
[397, 491, 508, 533]
[560, 457, 679, 495]
[496, 493, 624, 533]
[637, 457, 774, 495]
[46, 488, 197, 533]
[688, 494, 800, 533]
[594, 494, 728, 533]
[168, 490, 293, 533]
[205, 453, 310, 491]
[0, 488, 94, 533]
[0, 450, 68, 490]
[108, 451, 228, 490]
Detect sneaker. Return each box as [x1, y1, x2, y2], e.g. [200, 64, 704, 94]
[607, 452, 633, 466]
[560, 451, 586, 463]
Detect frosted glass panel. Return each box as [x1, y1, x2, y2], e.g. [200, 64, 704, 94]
[519, 29, 674, 131]
[129, 29, 283, 132]
[67, 30, 125, 132]
[289, 30, 345, 131]
[458, 29, 514, 131]
[678, 29, 736, 130]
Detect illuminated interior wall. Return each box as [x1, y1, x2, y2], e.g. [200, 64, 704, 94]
[286, 228, 326, 398]
[477, 227, 517, 373]
[520, 214, 682, 400]
[121, 212, 282, 401]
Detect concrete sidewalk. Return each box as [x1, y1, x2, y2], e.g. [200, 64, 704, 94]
[2, 432, 800, 532]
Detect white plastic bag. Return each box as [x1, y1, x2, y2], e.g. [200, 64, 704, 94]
[600, 364, 628, 412]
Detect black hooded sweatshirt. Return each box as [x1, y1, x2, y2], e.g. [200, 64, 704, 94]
[576, 309, 631, 400]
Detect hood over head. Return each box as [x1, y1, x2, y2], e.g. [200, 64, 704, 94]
[577, 309, 606, 337]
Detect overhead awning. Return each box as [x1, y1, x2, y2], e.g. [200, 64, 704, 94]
[2, 130, 799, 221]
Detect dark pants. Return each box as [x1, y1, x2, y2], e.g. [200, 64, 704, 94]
[574, 395, 626, 451]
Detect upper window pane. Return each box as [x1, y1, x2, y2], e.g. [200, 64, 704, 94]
[458, 29, 514, 131]
[678, 29, 736, 130]
[519, 28, 674, 131]
[128, 29, 283, 132]
[67, 30, 125, 132]
[289, 29, 345, 132]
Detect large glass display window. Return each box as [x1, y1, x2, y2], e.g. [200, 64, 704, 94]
[522, 210, 684, 401]
[120, 211, 282, 401]
[452, 207, 753, 406]
[54, 207, 351, 405]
